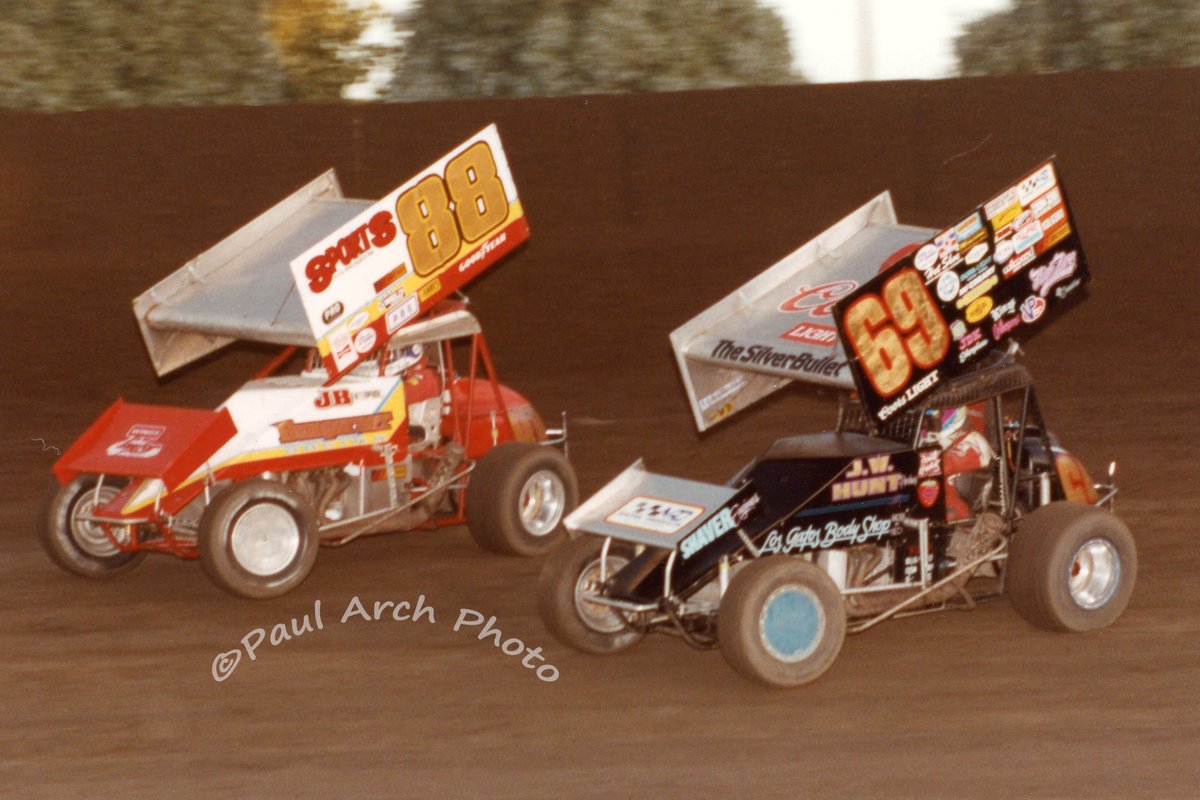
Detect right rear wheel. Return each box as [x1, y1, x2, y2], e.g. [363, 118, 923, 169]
[467, 442, 577, 557]
[1006, 501, 1136, 631]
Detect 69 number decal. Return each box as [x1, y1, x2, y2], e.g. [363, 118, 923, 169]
[841, 268, 950, 397]
[305, 141, 510, 293]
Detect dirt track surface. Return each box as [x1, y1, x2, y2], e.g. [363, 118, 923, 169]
[2, 70, 1199, 798]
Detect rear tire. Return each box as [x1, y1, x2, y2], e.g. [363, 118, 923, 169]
[719, 557, 846, 688]
[1006, 501, 1136, 631]
[537, 536, 644, 654]
[199, 479, 319, 599]
[466, 443, 576, 557]
[40, 475, 145, 578]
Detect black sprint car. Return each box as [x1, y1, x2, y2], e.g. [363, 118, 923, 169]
[539, 161, 1134, 687]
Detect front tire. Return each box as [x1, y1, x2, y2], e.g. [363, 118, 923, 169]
[40, 475, 145, 578]
[537, 535, 645, 654]
[718, 557, 846, 688]
[466, 443, 577, 557]
[1006, 501, 1136, 631]
[199, 479, 319, 599]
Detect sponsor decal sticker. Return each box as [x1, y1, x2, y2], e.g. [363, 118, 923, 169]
[1030, 250, 1078, 297]
[914, 244, 940, 276]
[1038, 208, 1065, 231]
[1031, 187, 1062, 217]
[956, 212, 984, 240]
[1002, 247, 1036, 278]
[352, 326, 377, 354]
[1011, 214, 1044, 253]
[679, 493, 761, 559]
[105, 424, 166, 459]
[994, 238, 1014, 265]
[606, 496, 705, 535]
[1054, 277, 1083, 299]
[778, 281, 858, 316]
[958, 337, 989, 362]
[780, 322, 838, 347]
[992, 315, 1020, 340]
[321, 301, 344, 325]
[758, 514, 897, 555]
[314, 389, 352, 408]
[957, 328, 983, 352]
[989, 298, 1016, 322]
[347, 311, 370, 333]
[301, 211, 399, 296]
[956, 274, 998, 308]
[937, 270, 961, 302]
[1016, 163, 1056, 206]
[679, 509, 735, 558]
[698, 374, 749, 412]
[877, 370, 940, 421]
[965, 295, 993, 324]
[984, 188, 1019, 222]
[456, 230, 509, 275]
[380, 288, 405, 310]
[328, 327, 355, 370]
[385, 294, 420, 334]
[917, 479, 940, 509]
[831, 455, 904, 502]
[418, 278, 442, 302]
[1042, 222, 1072, 250]
[275, 412, 393, 444]
[964, 242, 989, 266]
[710, 339, 847, 378]
[918, 450, 942, 478]
[950, 319, 967, 341]
[1020, 296, 1046, 323]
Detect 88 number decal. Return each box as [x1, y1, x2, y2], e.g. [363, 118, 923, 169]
[842, 268, 950, 397]
[303, 141, 512, 294]
[395, 141, 510, 277]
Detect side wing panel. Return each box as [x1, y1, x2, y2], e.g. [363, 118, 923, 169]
[671, 192, 934, 432]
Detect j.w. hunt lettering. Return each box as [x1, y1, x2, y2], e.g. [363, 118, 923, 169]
[832, 455, 904, 502]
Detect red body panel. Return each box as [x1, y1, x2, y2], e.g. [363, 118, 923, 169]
[54, 399, 237, 487]
[444, 379, 544, 459]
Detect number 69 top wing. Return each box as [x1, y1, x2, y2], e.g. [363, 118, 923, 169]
[832, 159, 1090, 424]
[289, 124, 529, 381]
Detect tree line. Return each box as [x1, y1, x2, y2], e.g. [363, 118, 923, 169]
[0, 0, 797, 109]
[1, 0, 1196, 109]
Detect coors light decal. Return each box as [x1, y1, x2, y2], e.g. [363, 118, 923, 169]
[833, 160, 1090, 423]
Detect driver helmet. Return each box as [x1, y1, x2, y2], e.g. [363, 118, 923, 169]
[383, 343, 424, 376]
[936, 406, 969, 447]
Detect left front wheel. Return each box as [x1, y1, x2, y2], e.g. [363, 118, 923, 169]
[719, 557, 846, 688]
[199, 479, 319, 599]
[40, 474, 145, 578]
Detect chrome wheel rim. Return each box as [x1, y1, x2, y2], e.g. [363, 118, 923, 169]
[230, 503, 301, 577]
[574, 555, 630, 634]
[759, 585, 825, 663]
[71, 484, 128, 558]
[1069, 537, 1121, 610]
[519, 469, 566, 537]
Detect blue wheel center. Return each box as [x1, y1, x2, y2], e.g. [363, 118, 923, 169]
[760, 586, 824, 662]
